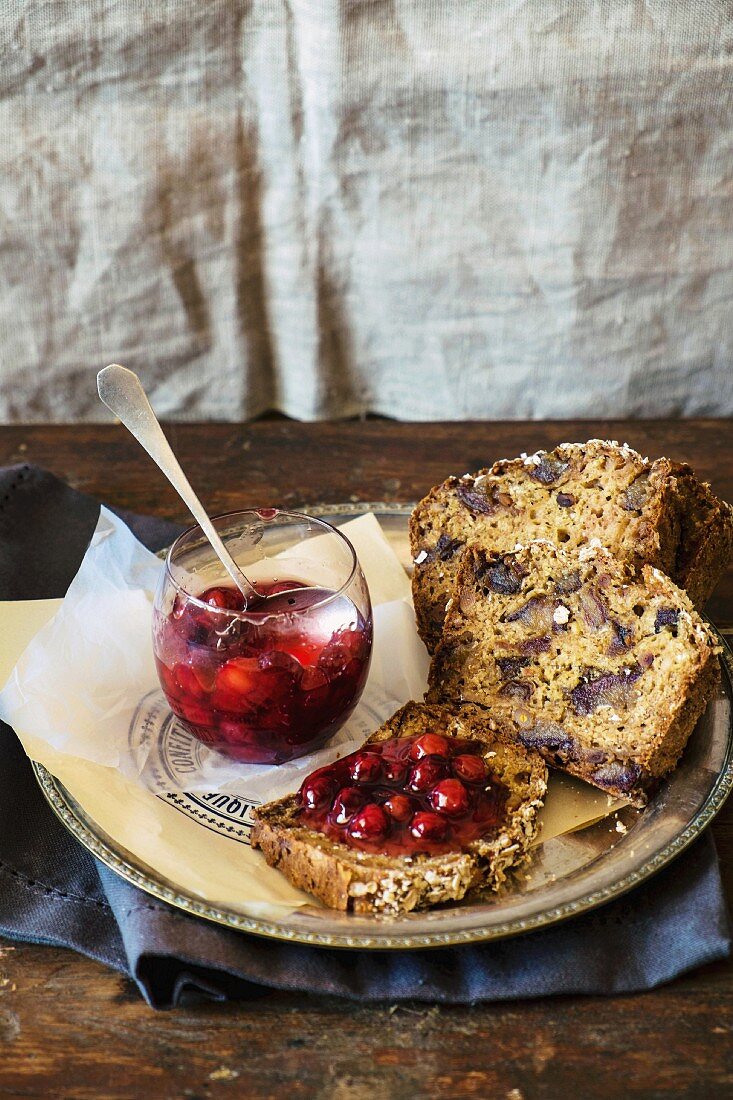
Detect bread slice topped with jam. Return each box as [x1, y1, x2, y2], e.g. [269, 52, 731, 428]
[251, 701, 547, 914]
[427, 541, 721, 805]
[410, 439, 733, 652]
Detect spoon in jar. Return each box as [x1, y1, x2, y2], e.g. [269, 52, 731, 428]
[97, 363, 262, 605]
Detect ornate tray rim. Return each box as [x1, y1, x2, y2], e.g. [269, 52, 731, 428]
[32, 502, 733, 951]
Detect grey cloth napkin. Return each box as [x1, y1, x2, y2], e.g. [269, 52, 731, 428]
[0, 464, 729, 1008]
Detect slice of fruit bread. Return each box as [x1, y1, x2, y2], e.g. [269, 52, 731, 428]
[427, 540, 721, 804]
[410, 439, 733, 652]
[251, 701, 547, 914]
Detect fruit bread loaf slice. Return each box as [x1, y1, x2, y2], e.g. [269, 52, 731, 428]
[427, 540, 721, 804]
[410, 439, 733, 652]
[251, 701, 547, 914]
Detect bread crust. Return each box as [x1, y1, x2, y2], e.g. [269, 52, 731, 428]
[251, 701, 547, 914]
[666, 462, 733, 608]
[410, 441, 733, 652]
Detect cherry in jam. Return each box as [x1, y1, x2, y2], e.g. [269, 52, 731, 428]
[297, 733, 509, 856]
[153, 579, 372, 764]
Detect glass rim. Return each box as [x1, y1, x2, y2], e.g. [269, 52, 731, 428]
[163, 507, 360, 616]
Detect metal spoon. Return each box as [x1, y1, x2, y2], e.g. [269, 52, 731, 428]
[97, 364, 259, 604]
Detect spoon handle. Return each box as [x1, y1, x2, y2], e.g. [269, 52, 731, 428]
[97, 364, 256, 601]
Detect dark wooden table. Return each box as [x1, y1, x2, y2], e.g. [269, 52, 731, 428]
[1, 420, 732, 1099]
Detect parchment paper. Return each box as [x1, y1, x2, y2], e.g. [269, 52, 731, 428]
[0, 511, 625, 916]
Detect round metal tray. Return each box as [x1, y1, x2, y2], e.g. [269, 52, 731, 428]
[33, 504, 733, 950]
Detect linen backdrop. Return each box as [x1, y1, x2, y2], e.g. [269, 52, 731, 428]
[1, 0, 732, 422]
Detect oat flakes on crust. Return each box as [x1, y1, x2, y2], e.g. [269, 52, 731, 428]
[251, 701, 547, 915]
[410, 439, 733, 652]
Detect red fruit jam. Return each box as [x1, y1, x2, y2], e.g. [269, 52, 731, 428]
[153, 580, 372, 764]
[297, 734, 509, 856]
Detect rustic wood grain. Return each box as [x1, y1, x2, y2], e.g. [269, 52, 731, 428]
[0, 419, 730, 617]
[0, 420, 731, 1098]
[0, 941, 731, 1099]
